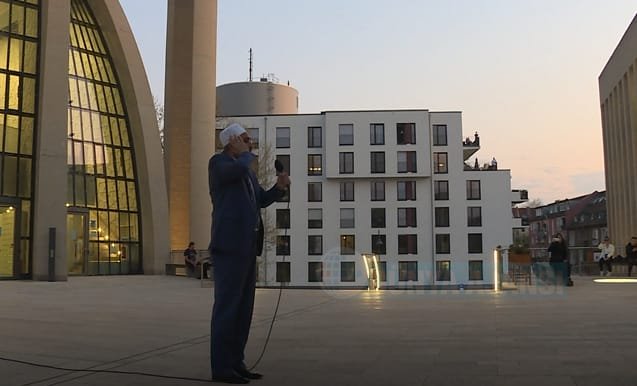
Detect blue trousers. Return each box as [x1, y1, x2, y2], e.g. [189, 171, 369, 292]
[211, 253, 256, 376]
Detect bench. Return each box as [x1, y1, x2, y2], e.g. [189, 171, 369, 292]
[165, 263, 186, 276]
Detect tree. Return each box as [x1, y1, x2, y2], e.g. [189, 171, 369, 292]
[154, 97, 165, 153]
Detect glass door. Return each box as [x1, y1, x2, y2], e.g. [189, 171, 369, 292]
[67, 212, 88, 275]
[0, 204, 17, 278]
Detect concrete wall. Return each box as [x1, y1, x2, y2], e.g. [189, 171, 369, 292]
[89, 0, 170, 274]
[32, 0, 71, 281]
[217, 81, 299, 116]
[164, 0, 216, 252]
[599, 14, 637, 246]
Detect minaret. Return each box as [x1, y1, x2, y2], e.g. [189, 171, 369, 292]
[164, 0, 217, 251]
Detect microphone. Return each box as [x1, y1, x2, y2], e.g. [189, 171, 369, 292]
[274, 159, 284, 175]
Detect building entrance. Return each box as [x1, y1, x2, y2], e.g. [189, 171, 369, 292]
[0, 203, 17, 278]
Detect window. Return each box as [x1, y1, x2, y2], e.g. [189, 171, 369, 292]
[308, 262, 323, 282]
[308, 182, 322, 202]
[339, 124, 354, 145]
[276, 209, 290, 229]
[435, 207, 450, 227]
[434, 180, 449, 200]
[398, 234, 417, 254]
[468, 207, 482, 227]
[276, 236, 290, 255]
[397, 181, 416, 201]
[397, 151, 417, 173]
[308, 235, 322, 255]
[378, 262, 387, 282]
[433, 152, 448, 174]
[370, 152, 385, 173]
[371, 181, 385, 201]
[308, 209, 322, 228]
[398, 208, 417, 227]
[340, 182, 354, 201]
[432, 124, 447, 146]
[396, 123, 416, 144]
[308, 126, 322, 148]
[277, 187, 290, 203]
[339, 152, 354, 174]
[467, 180, 481, 200]
[371, 208, 386, 228]
[399, 261, 418, 281]
[340, 208, 355, 228]
[469, 260, 483, 280]
[307, 154, 322, 176]
[435, 234, 450, 254]
[341, 235, 355, 255]
[468, 233, 483, 253]
[276, 155, 290, 177]
[276, 262, 291, 282]
[246, 128, 259, 148]
[436, 261, 451, 281]
[276, 127, 290, 148]
[370, 123, 384, 145]
[276, 154, 291, 203]
[372, 234, 386, 255]
[341, 262, 356, 282]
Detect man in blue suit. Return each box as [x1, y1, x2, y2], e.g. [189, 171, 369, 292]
[209, 123, 290, 384]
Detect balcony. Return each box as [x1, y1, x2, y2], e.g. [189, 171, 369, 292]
[511, 189, 529, 204]
[462, 132, 480, 160]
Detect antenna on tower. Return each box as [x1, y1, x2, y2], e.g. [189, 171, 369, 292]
[249, 48, 253, 82]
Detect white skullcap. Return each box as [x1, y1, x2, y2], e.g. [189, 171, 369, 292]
[219, 123, 247, 147]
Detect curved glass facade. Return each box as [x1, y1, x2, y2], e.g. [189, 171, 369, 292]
[68, 0, 141, 274]
[0, 0, 39, 278]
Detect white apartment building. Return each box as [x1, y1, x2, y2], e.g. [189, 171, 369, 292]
[216, 110, 527, 288]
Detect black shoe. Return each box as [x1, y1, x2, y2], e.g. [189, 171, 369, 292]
[212, 373, 250, 384]
[235, 367, 263, 380]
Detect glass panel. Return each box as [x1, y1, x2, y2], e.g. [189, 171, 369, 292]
[129, 213, 138, 241]
[0, 36, 7, 70]
[0, 204, 16, 276]
[21, 76, 35, 113]
[110, 117, 120, 145]
[67, 213, 86, 274]
[25, 7, 38, 38]
[19, 116, 33, 155]
[117, 180, 128, 210]
[4, 114, 18, 153]
[3, 155, 17, 196]
[119, 119, 129, 147]
[107, 178, 117, 209]
[18, 157, 31, 197]
[0, 74, 5, 110]
[85, 174, 96, 207]
[0, 3, 9, 33]
[8, 38, 22, 72]
[96, 177, 107, 208]
[10, 4, 25, 35]
[123, 149, 134, 179]
[8, 75, 19, 109]
[23, 41, 36, 74]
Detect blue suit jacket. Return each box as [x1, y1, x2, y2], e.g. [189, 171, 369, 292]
[208, 151, 283, 257]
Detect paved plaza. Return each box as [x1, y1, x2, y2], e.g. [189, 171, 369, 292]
[1, 276, 637, 386]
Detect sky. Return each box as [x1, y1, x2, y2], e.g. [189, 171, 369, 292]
[120, 0, 637, 205]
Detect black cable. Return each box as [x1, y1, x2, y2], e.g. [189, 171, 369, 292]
[0, 356, 211, 383]
[248, 196, 289, 371]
